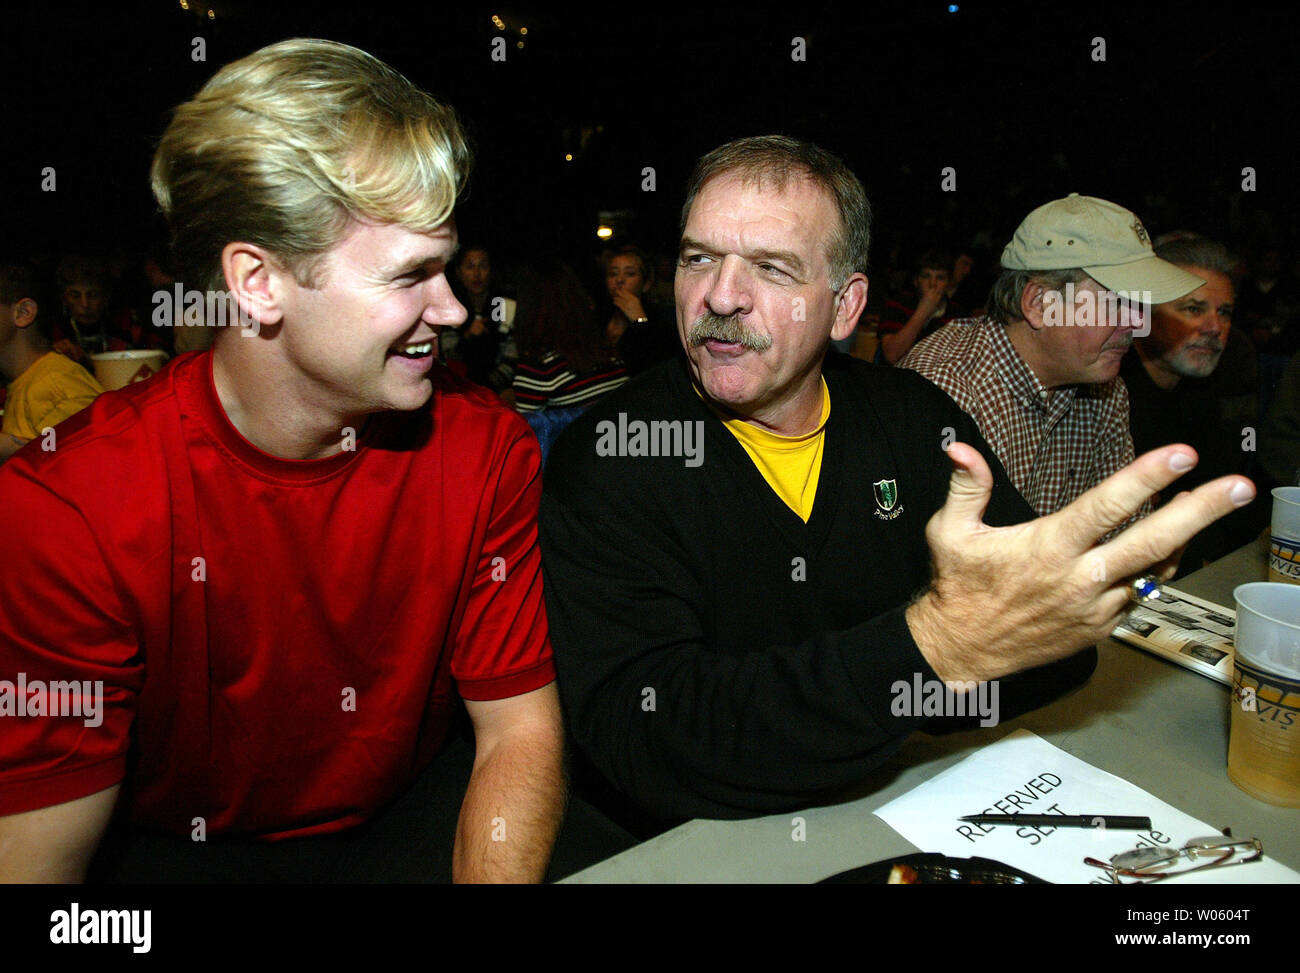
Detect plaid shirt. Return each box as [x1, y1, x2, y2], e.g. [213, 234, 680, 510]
[899, 316, 1147, 520]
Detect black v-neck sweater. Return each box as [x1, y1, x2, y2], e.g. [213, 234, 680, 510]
[540, 351, 1097, 821]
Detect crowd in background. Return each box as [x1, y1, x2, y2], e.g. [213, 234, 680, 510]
[5, 204, 1300, 556]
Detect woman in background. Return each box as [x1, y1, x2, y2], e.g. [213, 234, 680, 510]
[513, 260, 628, 414]
[598, 245, 678, 377]
[443, 245, 517, 392]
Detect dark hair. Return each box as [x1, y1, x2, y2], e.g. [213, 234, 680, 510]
[679, 135, 871, 291]
[0, 262, 39, 305]
[986, 268, 1088, 326]
[55, 254, 108, 291]
[1154, 236, 1234, 277]
[912, 250, 953, 278]
[456, 243, 491, 264]
[514, 262, 610, 372]
[0, 261, 52, 340]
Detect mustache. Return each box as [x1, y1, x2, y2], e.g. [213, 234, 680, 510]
[686, 312, 773, 351]
[1187, 338, 1225, 354]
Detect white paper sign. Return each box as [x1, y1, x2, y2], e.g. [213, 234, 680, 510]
[874, 729, 1299, 884]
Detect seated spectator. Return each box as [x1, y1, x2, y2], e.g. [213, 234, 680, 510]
[877, 250, 958, 364]
[0, 262, 104, 464]
[0, 39, 590, 884]
[538, 135, 1252, 829]
[52, 255, 164, 362]
[52, 256, 112, 361]
[599, 245, 678, 376]
[513, 261, 628, 414]
[1122, 237, 1260, 570]
[443, 245, 516, 391]
[900, 194, 1203, 516]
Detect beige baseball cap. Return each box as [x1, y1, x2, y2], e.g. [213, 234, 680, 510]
[1001, 193, 1203, 302]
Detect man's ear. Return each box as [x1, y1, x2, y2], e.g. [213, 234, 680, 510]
[11, 298, 38, 329]
[1020, 280, 1048, 331]
[221, 242, 289, 329]
[831, 273, 869, 342]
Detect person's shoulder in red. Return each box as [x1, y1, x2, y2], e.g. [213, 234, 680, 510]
[1, 350, 199, 510]
[0, 350, 550, 832]
[0, 354, 200, 818]
[417, 358, 537, 457]
[0, 349, 203, 586]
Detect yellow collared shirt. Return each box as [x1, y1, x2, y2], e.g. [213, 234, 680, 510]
[717, 379, 831, 522]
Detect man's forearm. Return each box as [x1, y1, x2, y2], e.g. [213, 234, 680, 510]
[0, 785, 120, 883]
[882, 308, 931, 363]
[0, 434, 30, 463]
[452, 727, 566, 883]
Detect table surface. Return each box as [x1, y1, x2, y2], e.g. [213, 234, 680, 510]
[563, 534, 1299, 883]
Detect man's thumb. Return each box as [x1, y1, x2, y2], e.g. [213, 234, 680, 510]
[939, 442, 995, 525]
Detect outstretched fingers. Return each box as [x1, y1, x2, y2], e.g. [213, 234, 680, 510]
[1052, 446, 1206, 555]
[1093, 472, 1255, 583]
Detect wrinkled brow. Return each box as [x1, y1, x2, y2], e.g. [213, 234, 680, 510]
[679, 237, 807, 277]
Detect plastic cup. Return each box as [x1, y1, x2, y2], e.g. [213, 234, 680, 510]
[1270, 487, 1300, 585]
[1228, 583, 1300, 806]
[90, 350, 168, 391]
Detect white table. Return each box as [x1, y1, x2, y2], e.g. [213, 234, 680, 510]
[563, 537, 1298, 882]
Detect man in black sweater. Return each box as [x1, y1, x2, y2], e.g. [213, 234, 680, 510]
[1122, 236, 1261, 572]
[539, 136, 1257, 830]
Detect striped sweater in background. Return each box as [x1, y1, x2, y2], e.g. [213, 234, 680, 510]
[513, 352, 629, 413]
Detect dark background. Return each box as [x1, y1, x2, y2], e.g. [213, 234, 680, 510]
[5, 0, 1296, 282]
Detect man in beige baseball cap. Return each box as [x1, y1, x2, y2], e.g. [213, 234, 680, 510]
[1002, 193, 1205, 306]
[900, 193, 1204, 516]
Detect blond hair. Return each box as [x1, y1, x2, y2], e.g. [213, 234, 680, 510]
[151, 38, 471, 292]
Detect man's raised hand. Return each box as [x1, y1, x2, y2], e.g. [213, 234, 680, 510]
[905, 442, 1255, 686]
